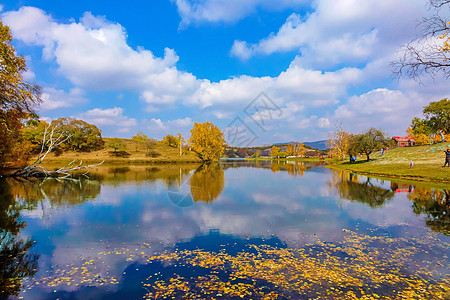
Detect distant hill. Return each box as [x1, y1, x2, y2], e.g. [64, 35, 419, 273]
[274, 140, 328, 150]
[303, 140, 328, 150]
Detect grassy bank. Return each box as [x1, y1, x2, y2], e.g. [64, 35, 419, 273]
[328, 143, 450, 183]
[40, 138, 202, 167]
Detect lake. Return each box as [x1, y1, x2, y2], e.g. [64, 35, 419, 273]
[1, 160, 449, 299]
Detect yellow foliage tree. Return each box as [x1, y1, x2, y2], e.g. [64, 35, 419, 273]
[188, 122, 226, 162]
[327, 123, 351, 159]
[286, 142, 306, 156]
[162, 134, 179, 147]
[406, 127, 430, 145]
[296, 143, 306, 156]
[270, 146, 280, 158]
[132, 132, 149, 142]
[286, 144, 294, 156]
[0, 21, 41, 166]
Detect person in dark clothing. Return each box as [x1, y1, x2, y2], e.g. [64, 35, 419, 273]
[443, 149, 450, 167]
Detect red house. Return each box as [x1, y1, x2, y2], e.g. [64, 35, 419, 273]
[392, 136, 415, 147]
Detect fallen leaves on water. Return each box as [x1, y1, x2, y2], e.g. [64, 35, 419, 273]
[20, 230, 449, 299]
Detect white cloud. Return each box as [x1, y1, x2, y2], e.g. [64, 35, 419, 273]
[333, 88, 427, 134]
[172, 0, 309, 27]
[188, 63, 359, 110]
[5, 2, 450, 143]
[40, 87, 87, 110]
[230, 0, 428, 68]
[3, 7, 200, 106]
[317, 117, 331, 128]
[77, 107, 137, 129]
[142, 117, 194, 139]
[148, 117, 193, 130]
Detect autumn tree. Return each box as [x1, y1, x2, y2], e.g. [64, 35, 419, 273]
[278, 151, 288, 158]
[145, 138, 159, 157]
[350, 128, 390, 161]
[292, 142, 306, 156]
[0, 21, 41, 167]
[407, 126, 430, 145]
[107, 138, 126, 155]
[408, 99, 450, 144]
[188, 122, 226, 162]
[392, 0, 450, 80]
[327, 122, 352, 160]
[255, 149, 262, 158]
[423, 98, 450, 134]
[162, 134, 179, 148]
[286, 144, 294, 156]
[132, 132, 149, 142]
[270, 146, 280, 158]
[51, 118, 104, 151]
[20, 119, 49, 153]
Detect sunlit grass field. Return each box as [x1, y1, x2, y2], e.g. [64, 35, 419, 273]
[41, 137, 202, 166]
[329, 143, 450, 182]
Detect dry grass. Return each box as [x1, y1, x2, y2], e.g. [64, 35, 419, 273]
[40, 138, 202, 167]
[329, 143, 450, 182]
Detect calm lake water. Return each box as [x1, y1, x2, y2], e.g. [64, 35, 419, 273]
[1, 160, 449, 299]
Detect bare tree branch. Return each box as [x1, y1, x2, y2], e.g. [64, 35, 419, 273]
[10, 124, 103, 178]
[392, 0, 450, 81]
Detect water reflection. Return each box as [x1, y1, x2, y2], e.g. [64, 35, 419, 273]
[221, 159, 315, 177]
[0, 181, 39, 299]
[4, 177, 101, 215]
[408, 187, 450, 235]
[0, 161, 449, 298]
[190, 164, 224, 203]
[328, 171, 395, 208]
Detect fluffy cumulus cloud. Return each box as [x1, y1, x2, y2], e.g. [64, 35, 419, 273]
[4, 1, 450, 143]
[139, 117, 194, 139]
[231, 0, 427, 68]
[2, 7, 200, 107]
[333, 88, 427, 133]
[172, 0, 309, 27]
[189, 63, 360, 109]
[77, 107, 137, 133]
[149, 117, 193, 130]
[40, 87, 87, 110]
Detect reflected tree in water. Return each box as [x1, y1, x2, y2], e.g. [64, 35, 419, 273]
[0, 181, 39, 299]
[408, 187, 450, 236]
[329, 172, 395, 207]
[6, 177, 101, 208]
[190, 164, 224, 203]
[270, 161, 307, 177]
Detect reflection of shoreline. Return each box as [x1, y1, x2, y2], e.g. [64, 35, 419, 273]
[0, 180, 39, 298]
[221, 159, 316, 177]
[4, 163, 450, 298]
[329, 170, 450, 236]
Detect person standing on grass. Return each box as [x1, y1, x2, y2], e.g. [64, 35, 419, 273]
[443, 149, 450, 167]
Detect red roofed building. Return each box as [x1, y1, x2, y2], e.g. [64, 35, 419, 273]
[392, 136, 415, 147]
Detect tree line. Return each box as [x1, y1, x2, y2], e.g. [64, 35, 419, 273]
[327, 98, 450, 162]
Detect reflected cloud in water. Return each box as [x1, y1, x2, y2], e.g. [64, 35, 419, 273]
[1, 160, 449, 298]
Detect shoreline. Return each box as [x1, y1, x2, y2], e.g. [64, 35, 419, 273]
[326, 163, 450, 184]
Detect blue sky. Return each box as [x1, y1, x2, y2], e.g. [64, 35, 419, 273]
[2, 0, 450, 145]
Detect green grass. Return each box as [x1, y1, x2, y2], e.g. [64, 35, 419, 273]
[329, 143, 450, 183]
[40, 138, 202, 167]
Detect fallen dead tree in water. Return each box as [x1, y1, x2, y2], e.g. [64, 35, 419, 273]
[4, 125, 103, 179]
